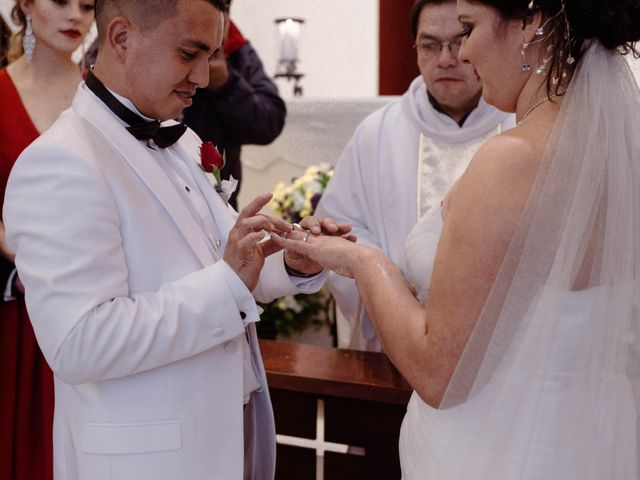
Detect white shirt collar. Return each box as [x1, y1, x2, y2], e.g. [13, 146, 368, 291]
[106, 87, 156, 122]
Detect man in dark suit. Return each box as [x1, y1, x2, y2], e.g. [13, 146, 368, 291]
[183, 1, 286, 208]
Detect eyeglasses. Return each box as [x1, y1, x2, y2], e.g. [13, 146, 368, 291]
[413, 38, 463, 59]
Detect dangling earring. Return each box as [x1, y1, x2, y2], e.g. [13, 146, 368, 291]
[23, 15, 36, 63]
[532, 26, 546, 73]
[521, 39, 531, 72]
[80, 38, 86, 71]
[523, 16, 555, 74]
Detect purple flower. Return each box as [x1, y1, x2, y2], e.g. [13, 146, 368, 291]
[311, 192, 322, 212]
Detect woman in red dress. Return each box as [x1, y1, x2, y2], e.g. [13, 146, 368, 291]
[0, 2, 94, 479]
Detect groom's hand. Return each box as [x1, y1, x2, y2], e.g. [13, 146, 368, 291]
[224, 193, 292, 291]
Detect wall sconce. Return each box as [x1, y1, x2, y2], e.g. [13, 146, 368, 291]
[274, 17, 305, 97]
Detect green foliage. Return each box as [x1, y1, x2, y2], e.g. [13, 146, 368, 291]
[256, 287, 334, 339]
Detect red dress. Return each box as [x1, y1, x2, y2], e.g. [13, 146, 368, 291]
[0, 68, 54, 480]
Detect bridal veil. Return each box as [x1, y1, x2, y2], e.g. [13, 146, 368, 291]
[404, 42, 640, 478]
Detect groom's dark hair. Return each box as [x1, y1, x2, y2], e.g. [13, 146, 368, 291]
[95, 0, 230, 41]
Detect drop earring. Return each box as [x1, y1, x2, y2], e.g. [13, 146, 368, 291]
[81, 38, 86, 71]
[521, 39, 531, 72]
[23, 15, 36, 63]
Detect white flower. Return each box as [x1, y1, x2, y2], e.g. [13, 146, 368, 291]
[291, 190, 305, 211]
[273, 181, 288, 200]
[270, 164, 334, 222]
[281, 295, 304, 313]
[309, 179, 323, 194]
[220, 175, 238, 199]
[305, 165, 320, 176]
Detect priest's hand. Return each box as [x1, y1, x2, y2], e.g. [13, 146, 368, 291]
[282, 216, 355, 276]
[224, 193, 292, 291]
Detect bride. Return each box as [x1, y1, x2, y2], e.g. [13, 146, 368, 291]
[275, 0, 640, 477]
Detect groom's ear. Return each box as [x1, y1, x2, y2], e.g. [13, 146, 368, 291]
[106, 17, 133, 64]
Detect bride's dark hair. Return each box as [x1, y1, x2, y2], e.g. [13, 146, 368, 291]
[471, 0, 640, 95]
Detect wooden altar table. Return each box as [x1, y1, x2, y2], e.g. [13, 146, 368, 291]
[259, 339, 412, 480]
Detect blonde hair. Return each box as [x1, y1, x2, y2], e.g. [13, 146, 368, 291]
[7, 2, 27, 63]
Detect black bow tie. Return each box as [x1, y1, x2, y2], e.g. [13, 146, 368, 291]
[85, 70, 187, 149]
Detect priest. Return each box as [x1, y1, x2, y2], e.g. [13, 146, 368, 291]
[316, 0, 515, 351]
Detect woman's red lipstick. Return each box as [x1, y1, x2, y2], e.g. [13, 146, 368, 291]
[61, 29, 81, 39]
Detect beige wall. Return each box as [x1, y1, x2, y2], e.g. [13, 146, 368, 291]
[229, 0, 379, 99]
[1, 0, 381, 99]
[0, 1, 12, 26]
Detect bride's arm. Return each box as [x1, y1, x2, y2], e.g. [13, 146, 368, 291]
[275, 135, 538, 407]
[358, 136, 536, 406]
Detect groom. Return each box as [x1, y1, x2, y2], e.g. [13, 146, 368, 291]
[3, 1, 331, 479]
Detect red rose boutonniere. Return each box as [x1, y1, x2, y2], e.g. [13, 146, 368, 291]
[199, 141, 225, 184]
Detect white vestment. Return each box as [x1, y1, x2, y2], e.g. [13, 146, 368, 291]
[3, 84, 324, 480]
[316, 76, 514, 350]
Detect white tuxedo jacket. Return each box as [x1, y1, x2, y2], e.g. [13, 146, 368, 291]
[4, 85, 314, 480]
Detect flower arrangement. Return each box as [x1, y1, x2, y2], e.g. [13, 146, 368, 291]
[270, 164, 334, 224]
[256, 164, 336, 342]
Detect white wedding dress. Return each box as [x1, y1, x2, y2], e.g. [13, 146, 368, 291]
[398, 206, 638, 479]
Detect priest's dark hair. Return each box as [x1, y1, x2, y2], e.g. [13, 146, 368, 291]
[95, 0, 230, 41]
[467, 0, 640, 95]
[411, 0, 456, 40]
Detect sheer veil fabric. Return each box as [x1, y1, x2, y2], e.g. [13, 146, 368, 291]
[402, 42, 640, 478]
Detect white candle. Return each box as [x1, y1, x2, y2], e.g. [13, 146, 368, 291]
[279, 18, 300, 62]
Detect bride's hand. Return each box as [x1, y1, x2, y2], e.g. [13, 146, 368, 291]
[282, 216, 355, 276]
[273, 230, 362, 279]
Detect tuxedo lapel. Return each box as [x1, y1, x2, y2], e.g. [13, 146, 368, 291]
[177, 140, 237, 250]
[72, 85, 215, 267]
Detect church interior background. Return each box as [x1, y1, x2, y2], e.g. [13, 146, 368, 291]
[2, 1, 640, 478]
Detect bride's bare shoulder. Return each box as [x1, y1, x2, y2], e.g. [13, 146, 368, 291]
[444, 130, 540, 230]
[471, 129, 539, 177]
[465, 128, 540, 192]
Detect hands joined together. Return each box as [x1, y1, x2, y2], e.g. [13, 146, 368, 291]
[223, 193, 357, 290]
